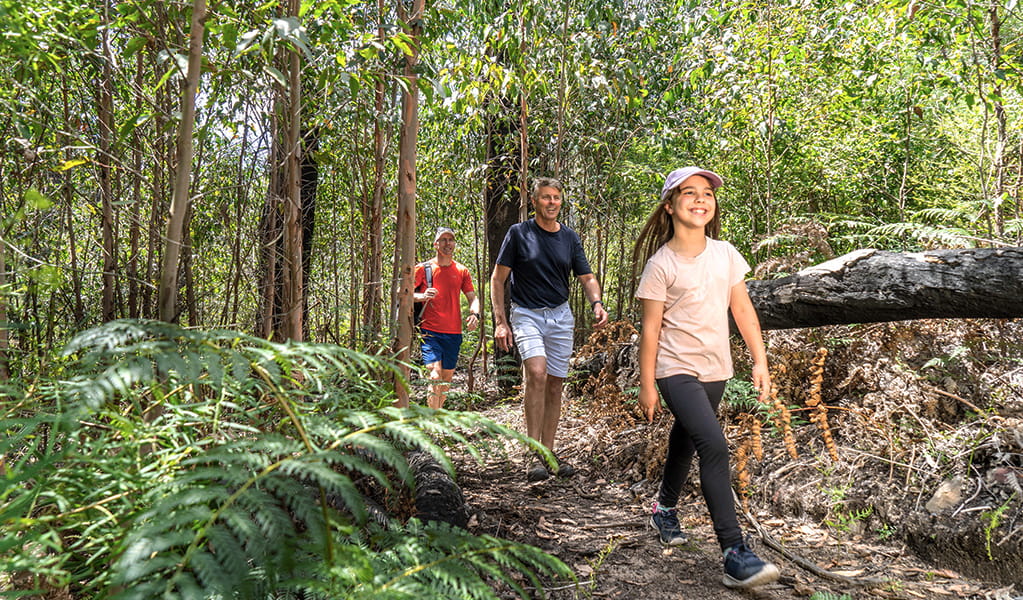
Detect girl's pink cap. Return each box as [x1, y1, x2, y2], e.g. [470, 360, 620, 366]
[660, 167, 723, 201]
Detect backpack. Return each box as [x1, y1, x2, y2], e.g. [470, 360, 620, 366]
[413, 261, 433, 328]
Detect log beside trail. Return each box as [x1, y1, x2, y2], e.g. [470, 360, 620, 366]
[741, 247, 1023, 331]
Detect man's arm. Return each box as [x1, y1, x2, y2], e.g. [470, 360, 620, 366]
[490, 265, 512, 351]
[578, 273, 609, 327]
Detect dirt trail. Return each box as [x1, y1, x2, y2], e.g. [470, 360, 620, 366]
[453, 400, 1018, 600]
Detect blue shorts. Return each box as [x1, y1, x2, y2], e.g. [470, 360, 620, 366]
[509, 302, 574, 378]
[421, 330, 463, 370]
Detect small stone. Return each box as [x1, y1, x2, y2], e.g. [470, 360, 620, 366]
[925, 476, 964, 514]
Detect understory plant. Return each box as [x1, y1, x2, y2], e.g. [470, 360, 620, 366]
[1, 319, 571, 599]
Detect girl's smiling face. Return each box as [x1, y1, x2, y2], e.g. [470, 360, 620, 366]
[664, 174, 717, 231]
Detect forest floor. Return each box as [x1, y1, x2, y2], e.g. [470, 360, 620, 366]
[437, 318, 1023, 600]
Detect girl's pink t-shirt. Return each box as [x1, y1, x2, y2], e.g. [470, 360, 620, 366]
[635, 238, 750, 382]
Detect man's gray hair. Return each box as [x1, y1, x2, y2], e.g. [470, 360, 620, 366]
[531, 177, 563, 199]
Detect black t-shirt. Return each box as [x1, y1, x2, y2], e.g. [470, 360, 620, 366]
[495, 219, 592, 309]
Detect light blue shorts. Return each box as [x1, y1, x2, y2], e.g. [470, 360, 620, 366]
[509, 302, 575, 378]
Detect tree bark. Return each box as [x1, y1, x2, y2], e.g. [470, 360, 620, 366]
[300, 127, 318, 335]
[392, 0, 426, 407]
[158, 0, 205, 323]
[484, 99, 522, 395]
[0, 228, 7, 381]
[743, 248, 1023, 331]
[98, 0, 117, 323]
[363, 0, 388, 352]
[62, 82, 85, 325]
[282, 0, 304, 341]
[127, 51, 144, 320]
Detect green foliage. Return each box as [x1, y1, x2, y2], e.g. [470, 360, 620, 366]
[981, 494, 1015, 561]
[723, 377, 768, 414]
[809, 593, 853, 600]
[2, 320, 571, 599]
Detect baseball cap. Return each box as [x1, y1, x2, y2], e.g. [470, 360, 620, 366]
[434, 227, 455, 242]
[660, 167, 724, 201]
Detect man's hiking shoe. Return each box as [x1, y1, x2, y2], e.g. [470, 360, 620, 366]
[650, 505, 688, 546]
[526, 461, 550, 482]
[554, 456, 577, 478]
[722, 541, 780, 589]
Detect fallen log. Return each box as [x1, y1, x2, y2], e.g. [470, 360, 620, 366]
[741, 247, 1023, 331]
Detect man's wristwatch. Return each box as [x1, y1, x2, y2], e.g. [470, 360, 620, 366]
[470, 312, 480, 319]
[591, 300, 603, 309]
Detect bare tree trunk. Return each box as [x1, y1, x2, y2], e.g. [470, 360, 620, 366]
[127, 51, 144, 319]
[363, 0, 388, 352]
[483, 98, 523, 393]
[182, 203, 197, 325]
[222, 113, 251, 328]
[158, 0, 205, 323]
[256, 178, 282, 339]
[0, 229, 7, 381]
[989, 4, 1006, 238]
[281, 0, 304, 341]
[98, 0, 117, 322]
[61, 81, 85, 325]
[518, 3, 531, 218]
[300, 128, 318, 335]
[392, 0, 426, 407]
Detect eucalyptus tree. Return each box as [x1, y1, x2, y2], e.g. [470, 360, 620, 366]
[158, 0, 207, 324]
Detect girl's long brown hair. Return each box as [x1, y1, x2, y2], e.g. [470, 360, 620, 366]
[629, 188, 722, 299]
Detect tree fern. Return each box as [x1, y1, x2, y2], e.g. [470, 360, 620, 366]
[3, 320, 569, 599]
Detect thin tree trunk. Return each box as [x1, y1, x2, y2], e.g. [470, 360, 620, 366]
[989, 4, 1006, 238]
[256, 183, 282, 339]
[182, 203, 197, 324]
[0, 229, 7, 381]
[364, 0, 387, 352]
[98, 0, 116, 322]
[282, 0, 304, 341]
[222, 113, 250, 328]
[300, 127, 318, 336]
[128, 51, 144, 319]
[518, 4, 530, 218]
[62, 81, 85, 325]
[392, 0, 426, 407]
[158, 0, 206, 323]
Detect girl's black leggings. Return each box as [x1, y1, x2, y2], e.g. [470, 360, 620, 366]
[656, 373, 742, 551]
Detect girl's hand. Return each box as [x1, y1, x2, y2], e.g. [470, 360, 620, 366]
[638, 384, 660, 423]
[752, 363, 771, 402]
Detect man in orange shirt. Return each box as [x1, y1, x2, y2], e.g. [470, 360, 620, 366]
[414, 227, 481, 408]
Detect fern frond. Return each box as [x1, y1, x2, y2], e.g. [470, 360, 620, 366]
[12, 321, 570, 599]
[357, 520, 574, 600]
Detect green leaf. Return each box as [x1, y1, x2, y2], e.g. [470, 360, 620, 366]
[24, 188, 53, 210]
[236, 28, 262, 55]
[124, 36, 148, 57]
[265, 65, 288, 87]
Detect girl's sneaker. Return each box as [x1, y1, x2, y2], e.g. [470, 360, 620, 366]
[650, 504, 688, 546]
[722, 541, 780, 589]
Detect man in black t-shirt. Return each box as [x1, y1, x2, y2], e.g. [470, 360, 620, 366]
[491, 177, 609, 482]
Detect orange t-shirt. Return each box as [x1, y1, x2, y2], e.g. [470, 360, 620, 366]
[415, 260, 475, 334]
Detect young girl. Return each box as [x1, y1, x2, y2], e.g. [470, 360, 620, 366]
[633, 166, 780, 590]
